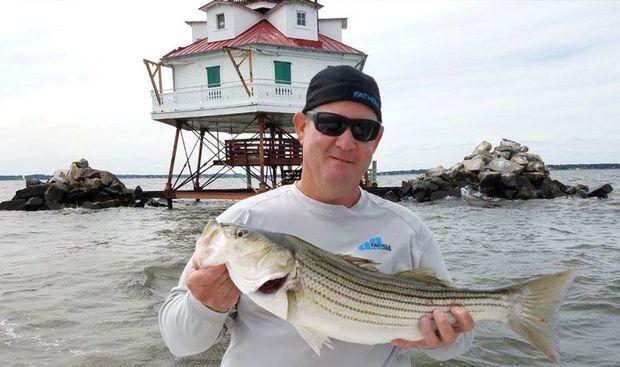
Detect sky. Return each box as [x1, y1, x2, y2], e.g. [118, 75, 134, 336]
[1, 0, 619, 175]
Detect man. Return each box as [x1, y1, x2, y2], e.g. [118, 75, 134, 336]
[159, 65, 475, 366]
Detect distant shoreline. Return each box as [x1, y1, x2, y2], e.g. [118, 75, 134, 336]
[1, 163, 618, 181]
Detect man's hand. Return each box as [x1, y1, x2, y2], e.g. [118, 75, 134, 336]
[391, 306, 475, 349]
[187, 264, 241, 313]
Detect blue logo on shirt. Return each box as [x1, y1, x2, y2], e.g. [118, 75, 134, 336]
[353, 91, 380, 109]
[358, 236, 391, 251]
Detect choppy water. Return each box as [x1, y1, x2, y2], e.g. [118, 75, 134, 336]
[0, 170, 618, 366]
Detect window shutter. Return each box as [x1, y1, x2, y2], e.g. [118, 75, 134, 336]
[206, 66, 221, 88]
[274, 61, 291, 85]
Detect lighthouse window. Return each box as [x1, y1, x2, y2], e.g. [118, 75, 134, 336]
[206, 66, 221, 88]
[297, 11, 306, 26]
[274, 61, 292, 85]
[216, 13, 225, 29]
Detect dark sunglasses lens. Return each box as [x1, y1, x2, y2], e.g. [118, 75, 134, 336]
[316, 114, 347, 136]
[351, 121, 380, 141]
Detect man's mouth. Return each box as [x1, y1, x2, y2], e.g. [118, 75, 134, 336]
[329, 156, 354, 164]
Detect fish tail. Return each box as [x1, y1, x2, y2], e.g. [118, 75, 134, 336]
[506, 269, 576, 363]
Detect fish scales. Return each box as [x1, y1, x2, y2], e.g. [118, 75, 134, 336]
[296, 247, 511, 329]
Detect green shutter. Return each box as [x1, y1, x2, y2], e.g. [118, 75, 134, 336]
[274, 61, 291, 85]
[206, 66, 221, 88]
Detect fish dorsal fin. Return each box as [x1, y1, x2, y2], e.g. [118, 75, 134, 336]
[338, 254, 380, 272]
[395, 268, 454, 287]
[291, 323, 333, 355]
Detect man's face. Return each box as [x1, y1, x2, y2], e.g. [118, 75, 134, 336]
[293, 100, 383, 191]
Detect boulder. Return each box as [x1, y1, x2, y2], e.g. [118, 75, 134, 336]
[525, 162, 545, 173]
[26, 179, 42, 187]
[0, 199, 27, 211]
[540, 179, 565, 199]
[464, 141, 492, 159]
[398, 181, 413, 197]
[510, 154, 529, 166]
[24, 197, 45, 210]
[514, 176, 538, 200]
[478, 171, 501, 187]
[587, 184, 613, 198]
[14, 184, 49, 200]
[486, 158, 525, 174]
[500, 173, 519, 188]
[44, 183, 69, 203]
[522, 172, 545, 184]
[427, 176, 450, 188]
[462, 158, 485, 172]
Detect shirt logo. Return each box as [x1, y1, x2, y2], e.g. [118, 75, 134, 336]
[353, 91, 380, 109]
[358, 236, 391, 251]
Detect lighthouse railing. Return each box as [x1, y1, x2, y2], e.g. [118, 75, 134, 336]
[151, 81, 307, 113]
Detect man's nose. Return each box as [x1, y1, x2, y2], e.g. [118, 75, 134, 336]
[334, 127, 357, 151]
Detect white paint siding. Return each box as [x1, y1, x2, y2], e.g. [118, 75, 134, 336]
[233, 7, 262, 36]
[172, 48, 363, 91]
[266, 5, 288, 37]
[285, 2, 318, 41]
[206, 4, 236, 42]
[318, 19, 344, 41]
[187, 21, 208, 42]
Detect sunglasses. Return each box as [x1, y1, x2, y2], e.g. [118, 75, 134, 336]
[305, 111, 382, 142]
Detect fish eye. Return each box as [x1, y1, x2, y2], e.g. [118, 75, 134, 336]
[236, 229, 246, 238]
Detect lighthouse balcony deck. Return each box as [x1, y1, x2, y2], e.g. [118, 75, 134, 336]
[151, 81, 307, 119]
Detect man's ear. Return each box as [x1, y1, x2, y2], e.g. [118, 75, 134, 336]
[293, 112, 308, 144]
[371, 126, 384, 153]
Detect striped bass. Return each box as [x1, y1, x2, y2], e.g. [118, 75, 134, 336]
[192, 220, 576, 363]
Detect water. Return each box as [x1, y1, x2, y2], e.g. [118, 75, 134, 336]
[1, 170, 618, 366]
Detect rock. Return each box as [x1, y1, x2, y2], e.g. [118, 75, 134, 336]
[24, 197, 44, 210]
[82, 178, 104, 190]
[500, 173, 519, 188]
[427, 176, 449, 188]
[446, 186, 462, 198]
[587, 184, 613, 198]
[514, 176, 538, 200]
[522, 153, 543, 163]
[146, 198, 169, 207]
[478, 171, 501, 188]
[26, 179, 42, 187]
[430, 190, 449, 201]
[464, 141, 492, 159]
[448, 163, 464, 179]
[522, 172, 545, 184]
[14, 184, 49, 200]
[398, 181, 413, 197]
[412, 180, 440, 193]
[45, 201, 62, 210]
[64, 188, 91, 203]
[525, 162, 545, 173]
[552, 179, 569, 193]
[428, 166, 446, 176]
[44, 183, 69, 203]
[100, 171, 121, 186]
[413, 190, 430, 202]
[0, 199, 27, 211]
[540, 179, 565, 199]
[486, 158, 525, 174]
[462, 158, 485, 172]
[384, 190, 400, 202]
[510, 154, 529, 166]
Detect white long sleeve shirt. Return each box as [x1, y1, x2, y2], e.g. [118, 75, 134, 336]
[159, 183, 474, 366]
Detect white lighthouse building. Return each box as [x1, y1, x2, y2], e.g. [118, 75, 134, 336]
[144, 0, 366, 205]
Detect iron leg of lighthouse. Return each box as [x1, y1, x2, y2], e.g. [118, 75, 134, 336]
[165, 121, 182, 210]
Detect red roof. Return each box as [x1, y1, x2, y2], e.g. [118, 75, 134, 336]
[163, 20, 363, 59]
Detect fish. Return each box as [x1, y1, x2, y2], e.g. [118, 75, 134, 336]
[191, 220, 576, 363]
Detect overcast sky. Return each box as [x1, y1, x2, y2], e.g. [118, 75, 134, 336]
[1, 0, 619, 175]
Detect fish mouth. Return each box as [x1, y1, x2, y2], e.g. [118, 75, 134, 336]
[258, 275, 288, 294]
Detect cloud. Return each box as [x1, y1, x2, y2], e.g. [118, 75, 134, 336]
[0, 0, 618, 174]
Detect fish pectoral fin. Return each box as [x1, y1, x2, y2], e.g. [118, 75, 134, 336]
[337, 254, 380, 272]
[292, 323, 333, 355]
[395, 268, 455, 287]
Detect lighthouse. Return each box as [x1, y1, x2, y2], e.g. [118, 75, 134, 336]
[144, 0, 366, 207]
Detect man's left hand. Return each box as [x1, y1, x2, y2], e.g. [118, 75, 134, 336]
[391, 306, 475, 349]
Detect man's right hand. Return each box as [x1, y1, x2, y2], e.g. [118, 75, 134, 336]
[187, 264, 241, 313]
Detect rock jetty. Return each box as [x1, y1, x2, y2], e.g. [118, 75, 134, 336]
[393, 139, 614, 202]
[0, 159, 148, 211]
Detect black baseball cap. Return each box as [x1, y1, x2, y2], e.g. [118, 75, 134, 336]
[302, 65, 382, 122]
